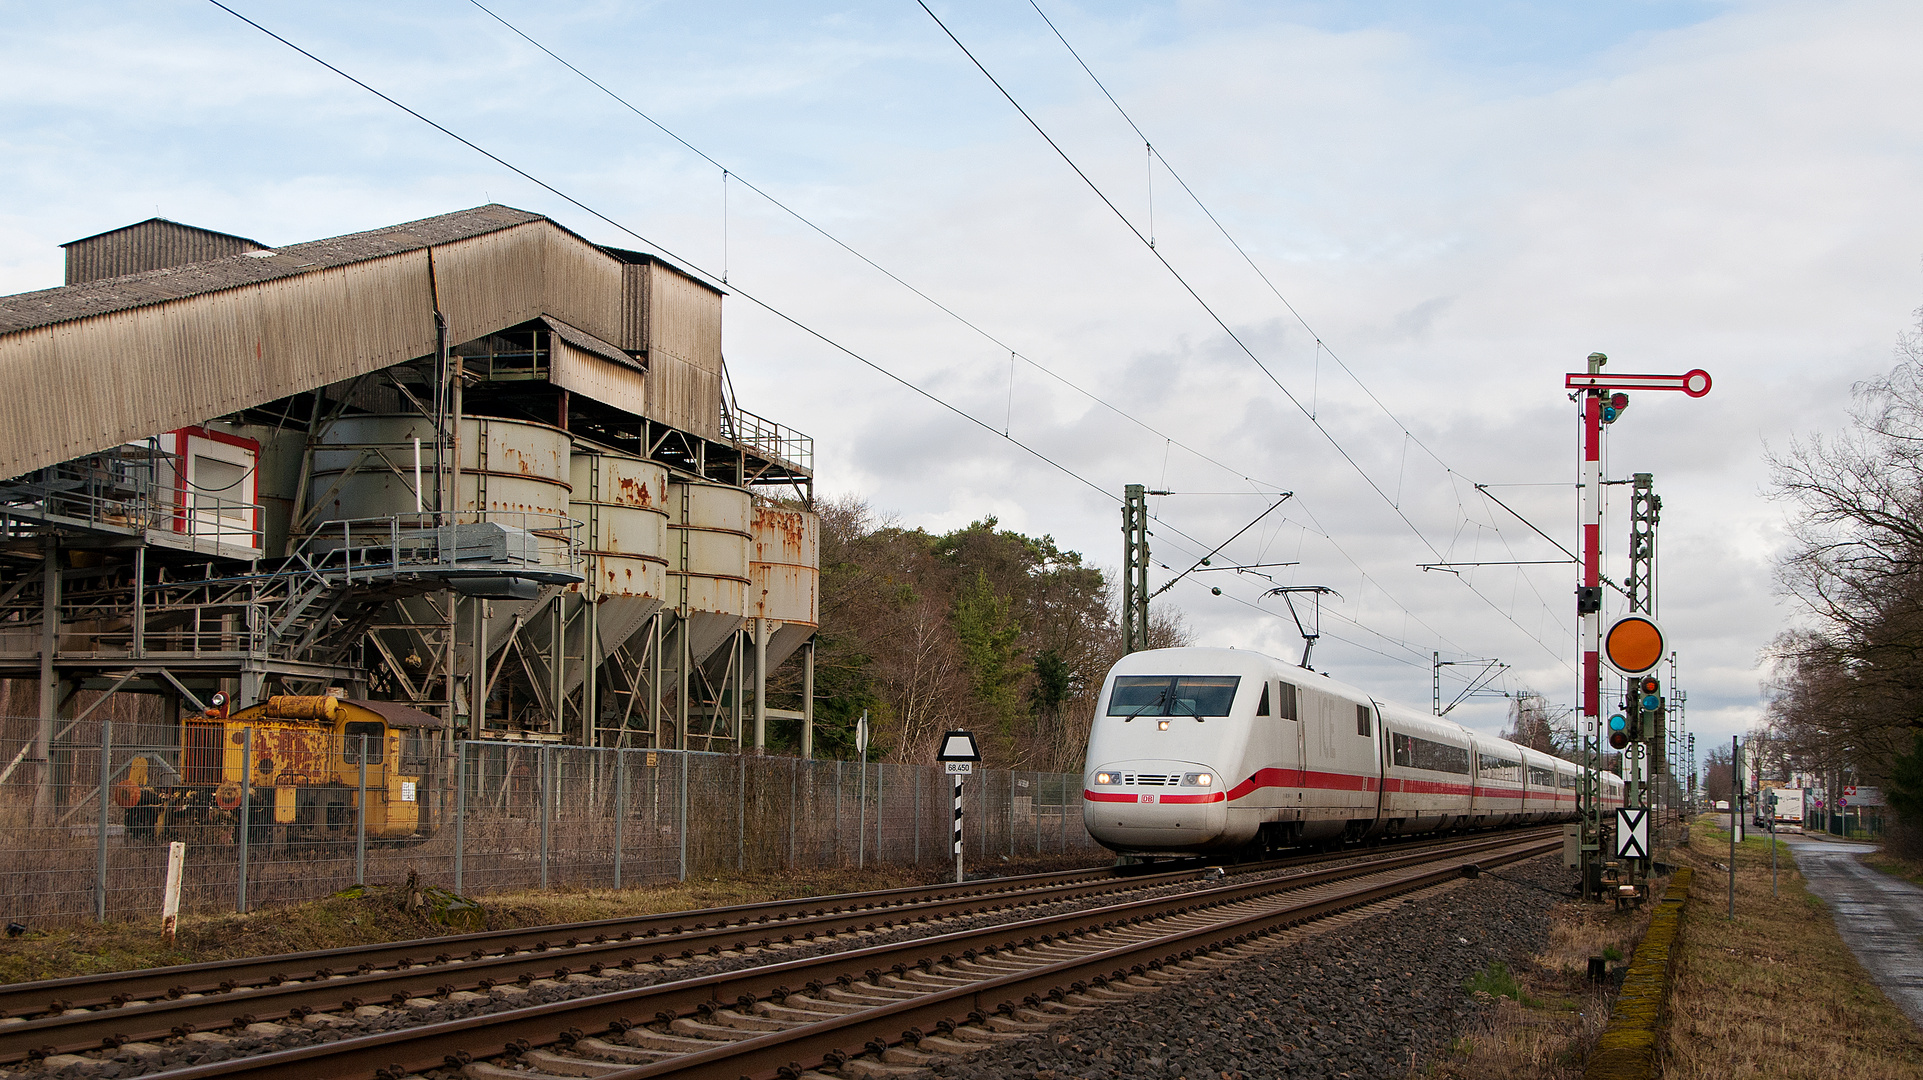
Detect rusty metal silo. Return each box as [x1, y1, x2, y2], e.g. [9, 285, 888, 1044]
[750, 505, 819, 669]
[667, 480, 751, 663]
[308, 413, 572, 535]
[569, 447, 669, 656]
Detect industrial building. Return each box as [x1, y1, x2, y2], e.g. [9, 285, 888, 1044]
[0, 205, 820, 782]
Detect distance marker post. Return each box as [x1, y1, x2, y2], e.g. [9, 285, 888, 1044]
[936, 730, 982, 884]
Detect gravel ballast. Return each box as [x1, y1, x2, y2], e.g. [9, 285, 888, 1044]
[924, 852, 1569, 1080]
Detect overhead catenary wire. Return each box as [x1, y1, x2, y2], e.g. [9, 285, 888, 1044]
[200, 0, 1290, 615]
[425, 2, 1503, 670]
[460, 0, 1550, 679]
[215, 0, 1567, 690]
[924, 1, 1574, 672]
[1027, 0, 1457, 481]
[202, 0, 1114, 510]
[1023, 0, 1579, 661]
[463, 0, 1287, 498]
[916, 0, 1442, 557]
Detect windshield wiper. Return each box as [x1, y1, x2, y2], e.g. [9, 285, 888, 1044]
[1117, 687, 1170, 720]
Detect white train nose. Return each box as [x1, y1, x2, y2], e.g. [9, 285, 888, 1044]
[1082, 760, 1231, 851]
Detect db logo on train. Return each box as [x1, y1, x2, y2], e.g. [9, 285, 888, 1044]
[1138, 794, 1159, 804]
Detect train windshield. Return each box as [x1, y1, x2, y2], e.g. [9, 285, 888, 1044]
[1106, 675, 1242, 717]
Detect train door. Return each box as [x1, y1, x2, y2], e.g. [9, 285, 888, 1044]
[342, 719, 389, 826]
[1250, 679, 1303, 808]
[1368, 702, 1387, 819]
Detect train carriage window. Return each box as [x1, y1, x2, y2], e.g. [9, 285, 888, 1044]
[342, 721, 386, 763]
[1477, 753, 1522, 783]
[1276, 682, 1298, 720]
[1356, 704, 1373, 737]
[1528, 764, 1557, 788]
[1106, 675, 1242, 717]
[1257, 683, 1270, 717]
[1396, 733, 1471, 774]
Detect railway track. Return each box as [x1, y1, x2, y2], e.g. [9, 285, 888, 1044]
[2, 828, 1559, 1079]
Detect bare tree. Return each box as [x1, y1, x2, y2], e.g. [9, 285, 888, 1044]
[1764, 303, 1923, 826]
[1702, 745, 1735, 805]
[1502, 690, 1575, 756]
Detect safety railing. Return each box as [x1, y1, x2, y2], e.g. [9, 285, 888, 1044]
[723, 403, 814, 475]
[0, 442, 263, 552]
[290, 512, 585, 584]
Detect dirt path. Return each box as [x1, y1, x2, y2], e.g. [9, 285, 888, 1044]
[1783, 832, 1923, 1029]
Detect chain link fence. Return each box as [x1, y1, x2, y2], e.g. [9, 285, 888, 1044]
[0, 715, 1101, 925]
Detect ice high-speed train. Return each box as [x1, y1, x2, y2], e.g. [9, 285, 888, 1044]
[1082, 647, 1621, 855]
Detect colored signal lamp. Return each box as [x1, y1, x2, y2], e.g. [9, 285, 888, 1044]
[1602, 615, 1666, 675]
[1608, 728, 1630, 750]
[1601, 391, 1630, 423]
[1608, 714, 1627, 733]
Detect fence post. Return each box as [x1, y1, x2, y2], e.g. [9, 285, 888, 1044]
[788, 757, 798, 870]
[876, 763, 884, 864]
[96, 719, 111, 923]
[238, 727, 252, 913]
[678, 749, 689, 882]
[914, 767, 921, 865]
[1061, 772, 1068, 852]
[453, 740, 465, 895]
[835, 759, 844, 865]
[1008, 770, 1015, 858]
[1034, 772, 1040, 855]
[539, 745, 551, 890]
[615, 747, 627, 890]
[355, 732, 367, 887]
[857, 754, 867, 870]
[737, 753, 746, 872]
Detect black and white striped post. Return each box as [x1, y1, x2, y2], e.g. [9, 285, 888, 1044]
[936, 730, 982, 885]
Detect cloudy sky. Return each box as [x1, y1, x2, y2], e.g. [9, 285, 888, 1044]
[4, 0, 1920, 766]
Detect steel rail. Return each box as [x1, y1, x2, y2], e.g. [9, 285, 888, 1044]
[124, 833, 1558, 1080]
[0, 824, 1537, 1026]
[608, 836, 1561, 1080]
[0, 861, 1126, 1019]
[0, 864, 1197, 1063]
[0, 828, 1551, 1064]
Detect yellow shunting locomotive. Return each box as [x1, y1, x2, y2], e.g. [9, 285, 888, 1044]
[115, 696, 443, 842]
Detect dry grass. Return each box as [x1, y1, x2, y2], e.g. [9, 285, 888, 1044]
[1663, 820, 1923, 1079]
[1424, 886, 1663, 1079]
[1860, 850, 1923, 888]
[0, 853, 1106, 985]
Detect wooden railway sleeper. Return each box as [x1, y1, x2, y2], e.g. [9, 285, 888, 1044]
[46, 837, 1556, 1080]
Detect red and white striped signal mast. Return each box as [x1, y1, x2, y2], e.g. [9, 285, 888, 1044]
[1563, 355, 1710, 900]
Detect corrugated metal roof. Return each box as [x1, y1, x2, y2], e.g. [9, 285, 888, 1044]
[540, 314, 643, 372]
[0, 204, 543, 337]
[61, 217, 266, 251]
[346, 699, 448, 730]
[0, 204, 749, 481]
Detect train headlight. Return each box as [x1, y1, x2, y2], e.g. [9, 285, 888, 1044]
[1157, 720, 1170, 731]
[1182, 772, 1215, 787]
[1094, 772, 1118, 785]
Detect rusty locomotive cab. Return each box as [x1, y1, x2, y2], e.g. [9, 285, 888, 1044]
[113, 696, 443, 844]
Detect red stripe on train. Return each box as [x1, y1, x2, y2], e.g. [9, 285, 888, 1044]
[1224, 768, 1377, 801]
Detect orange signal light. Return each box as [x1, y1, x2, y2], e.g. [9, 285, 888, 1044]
[1603, 615, 1666, 675]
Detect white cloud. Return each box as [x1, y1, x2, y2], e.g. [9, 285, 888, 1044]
[3, 0, 1919, 762]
